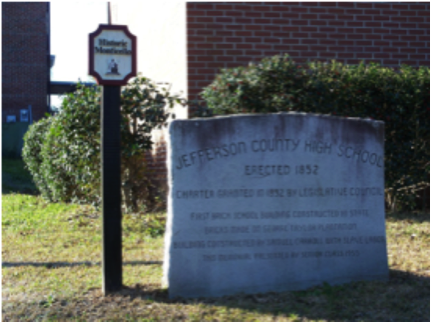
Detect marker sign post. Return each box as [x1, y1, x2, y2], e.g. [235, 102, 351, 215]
[89, 24, 137, 294]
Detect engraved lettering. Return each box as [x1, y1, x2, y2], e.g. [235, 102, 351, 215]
[176, 156, 183, 169]
[190, 151, 198, 165]
[337, 145, 345, 157]
[252, 140, 259, 152]
[361, 150, 369, 163]
[369, 153, 377, 165]
[213, 146, 222, 158]
[205, 148, 214, 161]
[198, 149, 205, 162]
[229, 143, 237, 155]
[221, 144, 230, 157]
[377, 155, 384, 168]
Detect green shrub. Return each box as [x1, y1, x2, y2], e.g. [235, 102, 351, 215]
[40, 84, 101, 205]
[22, 117, 53, 200]
[23, 76, 185, 211]
[201, 55, 430, 210]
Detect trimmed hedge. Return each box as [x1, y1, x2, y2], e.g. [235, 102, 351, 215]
[201, 55, 430, 210]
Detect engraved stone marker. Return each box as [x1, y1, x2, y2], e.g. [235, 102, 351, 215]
[163, 113, 388, 298]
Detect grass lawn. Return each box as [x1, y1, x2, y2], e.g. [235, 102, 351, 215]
[2, 158, 430, 322]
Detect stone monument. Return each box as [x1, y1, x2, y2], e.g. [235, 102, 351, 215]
[163, 113, 388, 298]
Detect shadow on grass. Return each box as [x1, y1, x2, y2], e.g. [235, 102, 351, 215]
[111, 269, 430, 322]
[2, 260, 162, 268]
[2, 158, 39, 195]
[2, 263, 430, 321]
[2, 185, 39, 195]
[386, 211, 430, 223]
[2, 268, 429, 322]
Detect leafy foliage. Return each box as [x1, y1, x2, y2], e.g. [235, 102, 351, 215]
[23, 76, 185, 211]
[22, 117, 53, 199]
[201, 55, 430, 209]
[120, 77, 183, 211]
[40, 83, 101, 205]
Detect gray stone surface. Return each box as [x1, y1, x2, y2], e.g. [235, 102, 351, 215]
[163, 113, 388, 298]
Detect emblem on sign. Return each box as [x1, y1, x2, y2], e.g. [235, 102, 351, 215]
[107, 59, 120, 75]
[89, 24, 137, 85]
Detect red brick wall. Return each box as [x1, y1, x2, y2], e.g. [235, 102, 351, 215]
[146, 140, 169, 205]
[2, 2, 50, 122]
[187, 2, 430, 101]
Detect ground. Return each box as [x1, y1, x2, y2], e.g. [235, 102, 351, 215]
[2, 158, 430, 322]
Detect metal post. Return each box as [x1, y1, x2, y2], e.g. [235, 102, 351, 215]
[108, 2, 112, 25]
[101, 85, 122, 294]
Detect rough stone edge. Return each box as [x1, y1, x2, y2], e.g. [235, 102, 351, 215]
[177, 111, 385, 126]
[162, 122, 175, 289]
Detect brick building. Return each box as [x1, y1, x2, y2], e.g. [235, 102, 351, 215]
[186, 2, 430, 101]
[2, 2, 51, 123]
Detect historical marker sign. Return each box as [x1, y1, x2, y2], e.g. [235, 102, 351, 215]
[164, 113, 389, 298]
[89, 24, 137, 85]
[89, 24, 137, 294]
